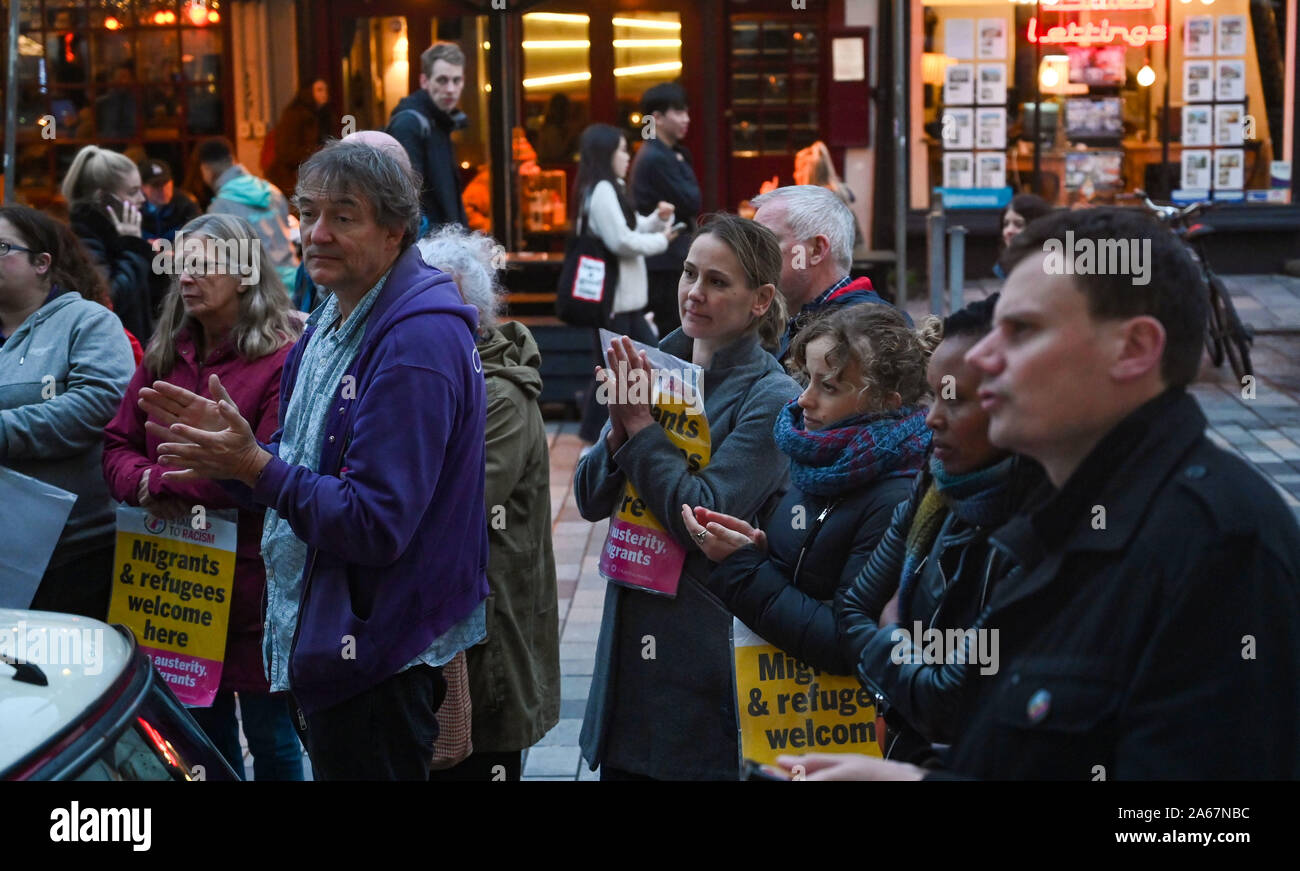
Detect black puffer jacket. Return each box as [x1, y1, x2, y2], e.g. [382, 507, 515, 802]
[704, 475, 914, 674]
[69, 203, 169, 344]
[835, 455, 1044, 750]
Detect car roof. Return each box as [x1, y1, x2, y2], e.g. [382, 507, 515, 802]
[0, 609, 133, 774]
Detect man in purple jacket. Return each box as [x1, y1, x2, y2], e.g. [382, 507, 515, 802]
[142, 140, 489, 780]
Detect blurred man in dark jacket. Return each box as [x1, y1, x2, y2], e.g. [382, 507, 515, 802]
[783, 208, 1300, 781]
[388, 42, 470, 230]
[629, 83, 700, 337]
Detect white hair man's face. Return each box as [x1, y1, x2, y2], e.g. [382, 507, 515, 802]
[752, 200, 809, 308]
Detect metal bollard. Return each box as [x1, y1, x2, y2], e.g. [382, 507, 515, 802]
[927, 197, 946, 317]
[948, 225, 967, 314]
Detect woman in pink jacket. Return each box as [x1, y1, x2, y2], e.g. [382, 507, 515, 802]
[103, 214, 302, 780]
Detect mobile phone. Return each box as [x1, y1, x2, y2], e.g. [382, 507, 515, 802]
[100, 191, 124, 218]
[671, 222, 688, 234]
[742, 759, 792, 781]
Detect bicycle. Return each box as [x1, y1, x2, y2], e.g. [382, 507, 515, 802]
[1136, 190, 1254, 382]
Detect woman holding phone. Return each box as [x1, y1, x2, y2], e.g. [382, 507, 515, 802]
[62, 145, 171, 344]
[571, 123, 680, 443]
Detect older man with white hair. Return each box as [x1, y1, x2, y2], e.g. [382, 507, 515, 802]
[751, 184, 908, 360]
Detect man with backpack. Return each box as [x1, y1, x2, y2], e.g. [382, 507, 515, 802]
[388, 42, 470, 230]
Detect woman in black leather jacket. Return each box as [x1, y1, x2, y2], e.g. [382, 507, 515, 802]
[834, 294, 1044, 762]
[682, 304, 938, 674]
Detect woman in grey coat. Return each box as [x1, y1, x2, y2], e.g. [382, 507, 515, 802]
[0, 206, 134, 617]
[576, 213, 801, 780]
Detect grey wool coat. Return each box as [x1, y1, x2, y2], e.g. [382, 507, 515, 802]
[576, 328, 800, 780]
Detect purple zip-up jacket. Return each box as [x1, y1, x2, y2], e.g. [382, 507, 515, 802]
[225, 243, 489, 713]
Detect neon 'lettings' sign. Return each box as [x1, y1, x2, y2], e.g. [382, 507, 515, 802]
[1039, 0, 1156, 10]
[1028, 18, 1169, 47]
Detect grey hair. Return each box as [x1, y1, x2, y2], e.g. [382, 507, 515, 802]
[750, 184, 855, 272]
[295, 140, 422, 249]
[417, 225, 506, 333]
[144, 213, 301, 378]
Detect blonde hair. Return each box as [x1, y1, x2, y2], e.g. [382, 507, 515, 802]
[61, 145, 137, 206]
[143, 214, 301, 377]
[694, 212, 788, 351]
[788, 305, 935, 410]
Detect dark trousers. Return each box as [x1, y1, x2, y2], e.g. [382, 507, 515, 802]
[292, 664, 446, 781]
[428, 750, 523, 782]
[646, 269, 682, 337]
[578, 310, 660, 443]
[189, 691, 305, 781]
[30, 544, 116, 619]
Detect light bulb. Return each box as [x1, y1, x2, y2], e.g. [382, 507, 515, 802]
[1041, 66, 1059, 88]
[1137, 63, 1156, 87]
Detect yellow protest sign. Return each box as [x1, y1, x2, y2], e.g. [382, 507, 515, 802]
[598, 329, 710, 597]
[733, 617, 882, 767]
[107, 506, 236, 706]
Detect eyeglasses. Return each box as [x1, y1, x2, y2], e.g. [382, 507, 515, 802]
[0, 241, 36, 257]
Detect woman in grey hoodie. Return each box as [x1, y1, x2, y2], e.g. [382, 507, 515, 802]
[576, 214, 801, 780]
[0, 206, 134, 617]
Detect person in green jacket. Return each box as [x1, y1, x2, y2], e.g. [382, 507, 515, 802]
[418, 226, 561, 781]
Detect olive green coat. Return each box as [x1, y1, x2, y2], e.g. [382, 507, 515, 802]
[469, 321, 561, 751]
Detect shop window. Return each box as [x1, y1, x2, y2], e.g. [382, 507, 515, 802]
[1, 0, 231, 207]
[911, 0, 1293, 209]
[340, 16, 410, 134]
[521, 10, 591, 166]
[613, 11, 683, 146]
[728, 15, 823, 158]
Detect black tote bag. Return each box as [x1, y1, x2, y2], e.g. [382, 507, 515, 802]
[555, 196, 619, 328]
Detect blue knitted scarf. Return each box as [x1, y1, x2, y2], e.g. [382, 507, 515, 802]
[896, 453, 1016, 624]
[772, 400, 931, 497]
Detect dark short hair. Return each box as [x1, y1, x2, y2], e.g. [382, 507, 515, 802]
[1002, 208, 1207, 388]
[295, 139, 422, 249]
[1003, 194, 1053, 227]
[642, 83, 688, 115]
[196, 137, 235, 167]
[943, 292, 1000, 340]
